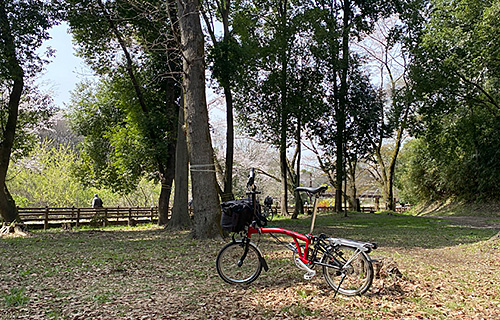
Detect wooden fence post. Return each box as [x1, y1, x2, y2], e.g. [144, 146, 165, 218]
[150, 207, 154, 223]
[103, 208, 108, 227]
[44, 206, 49, 230]
[76, 208, 80, 227]
[128, 207, 132, 226]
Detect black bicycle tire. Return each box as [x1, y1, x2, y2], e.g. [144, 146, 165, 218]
[266, 206, 275, 222]
[321, 245, 374, 296]
[216, 240, 263, 285]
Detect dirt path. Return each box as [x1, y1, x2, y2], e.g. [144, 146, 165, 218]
[429, 215, 500, 230]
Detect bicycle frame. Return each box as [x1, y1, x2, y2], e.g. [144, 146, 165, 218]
[247, 226, 313, 265]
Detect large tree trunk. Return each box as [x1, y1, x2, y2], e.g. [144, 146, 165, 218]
[177, 0, 221, 239]
[169, 102, 190, 229]
[0, 3, 22, 223]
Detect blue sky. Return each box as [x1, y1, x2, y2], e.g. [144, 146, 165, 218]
[37, 22, 93, 108]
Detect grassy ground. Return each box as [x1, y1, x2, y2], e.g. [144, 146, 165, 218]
[1, 212, 499, 319]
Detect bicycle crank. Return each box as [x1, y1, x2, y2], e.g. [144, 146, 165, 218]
[294, 258, 316, 280]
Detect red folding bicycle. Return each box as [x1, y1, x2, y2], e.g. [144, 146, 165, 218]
[216, 169, 377, 296]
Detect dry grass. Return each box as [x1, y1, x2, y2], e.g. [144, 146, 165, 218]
[0, 213, 499, 319]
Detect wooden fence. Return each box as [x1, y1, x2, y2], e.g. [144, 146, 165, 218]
[16, 203, 410, 230]
[277, 205, 410, 215]
[17, 206, 158, 229]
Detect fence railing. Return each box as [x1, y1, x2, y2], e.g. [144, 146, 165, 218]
[277, 205, 410, 215]
[17, 203, 410, 230]
[18, 206, 158, 229]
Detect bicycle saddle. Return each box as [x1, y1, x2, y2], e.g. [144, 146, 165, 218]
[295, 186, 328, 195]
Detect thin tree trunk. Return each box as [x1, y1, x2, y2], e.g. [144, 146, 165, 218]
[177, 0, 221, 239]
[170, 100, 190, 229]
[279, 0, 289, 216]
[387, 104, 410, 211]
[222, 0, 234, 197]
[346, 158, 359, 211]
[158, 142, 176, 225]
[335, 0, 350, 214]
[0, 2, 22, 223]
[292, 117, 303, 219]
[223, 85, 234, 197]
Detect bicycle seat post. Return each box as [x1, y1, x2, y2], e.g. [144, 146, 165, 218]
[296, 186, 328, 235]
[309, 193, 319, 234]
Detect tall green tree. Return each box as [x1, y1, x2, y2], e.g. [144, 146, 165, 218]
[310, 62, 383, 212]
[64, 0, 182, 225]
[306, 0, 392, 212]
[202, 0, 242, 199]
[0, 0, 58, 223]
[356, 17, 415, 211]
[401, 0, 500, 202]
[233, 0, 325, 215]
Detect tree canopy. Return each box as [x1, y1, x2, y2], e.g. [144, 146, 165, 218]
[397, 0, 500, 202]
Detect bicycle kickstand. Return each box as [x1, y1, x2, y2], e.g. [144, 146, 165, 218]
[333, 273, 347, 298]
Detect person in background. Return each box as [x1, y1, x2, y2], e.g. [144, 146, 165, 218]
[92, 194, 103, 208]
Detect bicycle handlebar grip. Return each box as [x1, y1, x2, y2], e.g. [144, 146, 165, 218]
[247, 168, 255, 189]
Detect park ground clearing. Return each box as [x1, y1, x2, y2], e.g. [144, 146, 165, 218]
[1, 212, 499, 319]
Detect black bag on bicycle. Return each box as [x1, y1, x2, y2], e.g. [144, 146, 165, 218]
[220, 199, 266, 232]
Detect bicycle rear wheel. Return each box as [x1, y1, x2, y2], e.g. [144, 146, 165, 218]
[321, 245, 374, 296]
[216, 240, 263, 284]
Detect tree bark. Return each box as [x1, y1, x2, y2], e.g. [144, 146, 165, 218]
[0, 2, 23, 223]
[170, 101, 191, 229]
[177, 0, 221, 239]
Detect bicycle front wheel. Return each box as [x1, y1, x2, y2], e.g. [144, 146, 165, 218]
[321, 245, 374, 296]
[263, 206, 275, 222]
[216, 240, 263, 284]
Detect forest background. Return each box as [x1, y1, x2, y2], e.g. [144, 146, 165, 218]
[2, 0, 500, 238]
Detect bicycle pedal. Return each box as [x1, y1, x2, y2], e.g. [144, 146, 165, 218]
[303, 270, 316, 280]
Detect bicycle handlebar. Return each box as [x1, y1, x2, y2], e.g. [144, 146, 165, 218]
[247, 168, 255, 190]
